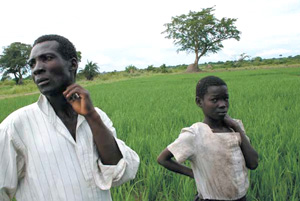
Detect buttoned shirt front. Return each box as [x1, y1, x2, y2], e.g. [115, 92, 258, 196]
[168, 120, 249, 200]
[0, 95, 140, 201]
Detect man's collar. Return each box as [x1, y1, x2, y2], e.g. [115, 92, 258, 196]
[37, 94, 86, 129]
[37, 94, 56, 123]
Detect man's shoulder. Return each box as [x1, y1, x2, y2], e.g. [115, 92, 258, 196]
[94, 107, 103, 113]
[94, 107, 110, 120]
[11, 102, 38, 117]
[1, 102, 38, 126]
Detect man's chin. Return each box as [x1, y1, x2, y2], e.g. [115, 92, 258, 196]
[39, 88, 61, 97]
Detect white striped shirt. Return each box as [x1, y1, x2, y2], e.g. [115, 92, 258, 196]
[0, 95, 140, 201]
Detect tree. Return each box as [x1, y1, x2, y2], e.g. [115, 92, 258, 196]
[238, 53, 250, 62]
[146, 65, 155, 72]
[79, 60, 100, 80]
[159, 64, 168, 73]
[0, 42, 32, 84]
[234, 53, 250, 67]
[76, 51, 82, 63]
[252, 56, 262, 66]
[125, 65, 138, 73]
[162, 7, 241, 72]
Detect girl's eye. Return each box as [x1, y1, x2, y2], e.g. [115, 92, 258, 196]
[211, 98, 217, 103]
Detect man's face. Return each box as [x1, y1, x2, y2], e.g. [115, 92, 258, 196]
[28, 41, 76, 96]
[199, 85, 229, 121]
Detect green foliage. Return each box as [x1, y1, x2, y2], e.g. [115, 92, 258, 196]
[145, 65, 165, 73]
[78, 60, 100, 80]
[252, 56, 263, 66]
[162, 7, 241, 70]
[0, 42, 32, 85]
[144, 64, 173, 73]
[76, 51, 82, 63]
[125, 65, 138, 73]
[159, 64, 168, 73]
[146, 65, 155, 72]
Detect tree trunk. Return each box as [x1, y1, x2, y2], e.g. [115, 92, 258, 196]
[18, 75, 23, 85]
[13, 72, 19, 85]
[17, 70, 23, 85]
[186, 53, 200, 73]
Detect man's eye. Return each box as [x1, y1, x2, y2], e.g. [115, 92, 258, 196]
[28, 61, 35, 68]
[46, 55, 53, 61]
[41, 55, 53, 62]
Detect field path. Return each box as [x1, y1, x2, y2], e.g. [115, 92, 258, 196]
[0, 91, 39, 100]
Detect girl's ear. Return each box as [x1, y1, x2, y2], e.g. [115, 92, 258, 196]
[195, 96, 202, 108]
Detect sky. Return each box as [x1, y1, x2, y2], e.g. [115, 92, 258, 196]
[0, 0, 299, 72]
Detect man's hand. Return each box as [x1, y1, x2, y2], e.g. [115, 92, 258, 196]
[63, 84, 96, 116]
[64, 83, 123, 165]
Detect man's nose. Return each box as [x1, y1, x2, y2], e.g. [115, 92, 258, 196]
[32, 61, 45, 75]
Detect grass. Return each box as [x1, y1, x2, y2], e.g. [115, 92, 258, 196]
[1, 67, 300, 200]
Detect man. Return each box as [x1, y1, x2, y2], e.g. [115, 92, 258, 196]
[0, 34, 140, 201]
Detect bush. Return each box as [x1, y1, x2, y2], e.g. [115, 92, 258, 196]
[125, 65, 138, 73]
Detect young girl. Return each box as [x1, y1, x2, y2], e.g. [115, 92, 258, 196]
[157, 76, 258, 201]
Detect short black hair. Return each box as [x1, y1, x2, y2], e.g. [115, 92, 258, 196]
[33, 34, 77, 61]
[196, 76, 227, 99]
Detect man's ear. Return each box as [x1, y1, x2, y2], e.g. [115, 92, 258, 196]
[69, 58, 78, 72]
[195, 96, 202, 108]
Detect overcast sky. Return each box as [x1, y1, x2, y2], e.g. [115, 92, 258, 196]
[0, 0, 299, 72]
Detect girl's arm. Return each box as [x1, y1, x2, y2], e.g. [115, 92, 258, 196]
[237, 128, 259, 170]
[157, 148, 194, 178]
[224, 115, 259, 170]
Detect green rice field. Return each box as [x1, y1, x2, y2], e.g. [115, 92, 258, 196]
[1, 67, 299, 201]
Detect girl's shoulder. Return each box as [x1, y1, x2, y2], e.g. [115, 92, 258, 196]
[233, 119, 246, 132]
[180, 122, 211, 137]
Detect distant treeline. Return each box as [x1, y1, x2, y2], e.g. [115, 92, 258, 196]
[121, 54, 300, 74]
[198, 55, 300, 69]
[2, 55, 300, 83]
[167, 55, 300, 70]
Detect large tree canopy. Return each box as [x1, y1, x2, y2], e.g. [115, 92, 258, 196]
[0, 42, 32, 84]
[162, 7, 241, 72]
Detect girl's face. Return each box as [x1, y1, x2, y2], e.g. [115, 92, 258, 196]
[199, 85, 229, 121]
